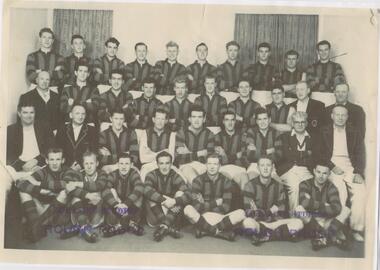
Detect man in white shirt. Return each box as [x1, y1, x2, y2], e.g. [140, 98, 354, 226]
[318, 105, 365, 241]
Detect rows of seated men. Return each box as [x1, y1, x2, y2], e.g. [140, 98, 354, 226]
[7, 94, 365, 250]
[6, 27, 366, 249]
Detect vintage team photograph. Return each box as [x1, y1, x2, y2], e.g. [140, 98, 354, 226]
[0, 1, 378, 268]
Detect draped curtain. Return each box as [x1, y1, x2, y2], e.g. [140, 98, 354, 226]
[53, 9, 113, 59]
[235, 14, 318, 71]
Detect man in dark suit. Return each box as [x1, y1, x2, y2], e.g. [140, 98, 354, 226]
[318, 105, 365, 242]
[55, 104, 98, 171]
[324, 83, 366, 139]
[18, 71, 61, 131]
[290, 81, 325, 137]
[7, 99, 54, 174]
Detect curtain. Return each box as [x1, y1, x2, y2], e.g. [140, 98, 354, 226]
[53, 9, 113, 59]
[234, 14, 318, 71]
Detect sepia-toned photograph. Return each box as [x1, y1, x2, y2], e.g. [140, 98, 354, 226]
[0, 1, 378, 269]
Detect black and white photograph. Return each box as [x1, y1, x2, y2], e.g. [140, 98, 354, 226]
[0, 1, 378, 269]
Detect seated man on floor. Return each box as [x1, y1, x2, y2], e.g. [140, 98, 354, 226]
[275, 111, 317, 211]
[64, 151, 110, 243]
[139, 108, 176, 180]
[144, 151, 191, 242]
[295, 160, 351, 251]
[15, 148, 70, 242]
[242, 156, 303, 246]
[175, 105, 215, 184]
[98, 108, 139, 173]
[101, 153, 144, 237]
[184, 154, 246, 241]
[318, 104, 366, 242]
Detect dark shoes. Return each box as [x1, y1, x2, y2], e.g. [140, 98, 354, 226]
[215, 230, 236, 242]
[127, 221, 144, 236]
[311, 232, 329, 251]
[60, 225, 80, 240]
[80, 225, 98, 243]
[102, 224, 126, 238]
[153, 224, 182, 242]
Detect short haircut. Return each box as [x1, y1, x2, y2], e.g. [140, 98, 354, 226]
[135, 42, 147, 50]
[271, 84, 284, 92]
[285, 50, 299, 58]
[258, 42, 271, 51]
[142, 78, 156, 86]
[173, 75, 188, 88]
[316, 40, 331, 49]
[110, 69, 124, 78]
[255, 107, 268, 119]
[118, 152, 132, 162]
[105, 37, 120, 47]
[334, 82, 350, 91]
[153, 107, 169, 118]
[291, 111, 308, 123]
[226, 40, 240, 50]
[166, 41, 179, 49]
[207, 153, 222, 163]
[156, 150, 173, 163]
[332, 104, 348, 113]
[17, 99, 35, 112]
[46, 147, 63, 158]
[71, 103, 86, 113]
[238, 78, 251, 87]
[296, 80, 309, 89]
[74, 59, 90, 71]
[223, 109, 236, 119]
[82, 150, 98, 161]
[313, 158, 331, 169]
[257, 155, 273, 165]
[71, 34, 84, 44]
[110, 107, 125, 117]
[39, 27, 54, 38]
[196, 42, 208, 51]
[189, 104, 205, 117]
[204, 74, 217, 82]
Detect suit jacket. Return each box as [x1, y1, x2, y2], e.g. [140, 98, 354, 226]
[318, 124, 365, 177]
[55, 123, 98, 167]
[18, 89, 61, 131]
[6, 120, 55, 171]
[290, 98, 325, 137]
[325, 102, 366, 139]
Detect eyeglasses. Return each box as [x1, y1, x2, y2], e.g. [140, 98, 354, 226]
[294, 121, 306, 125]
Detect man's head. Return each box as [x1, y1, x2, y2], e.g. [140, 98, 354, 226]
[238, 79, 252, 98]
[331, 104, 348, 127]
[135, 42, 148, 62]
[109, 69, 124, 90]
[316, 40, 331, 62]
[285, 50, 299, 70]
[36, 71, 51, 90]
[196, 42, 208, 61]
[118, 152, 133, 176]
[156, 151, 173, 175]
[334, 83, 350, 104]
[39, 28, 54, 49]
[82, 151, 98, 176]
[255, 108, 270, 131]
[313, 160, 331, 186]
[257, 156, 274, 179]
[152, 108, 168, 131]
[74, 62, 90, 82]
[110, 108, 125, 131]
[295, 81, 310, 101]
[226, 41, 240, 61]
[142, 78, 156, 98]
[71, 34, 85, 54]
[257, 42, 271, 62]
[291, 111, 308, 133]
[271, 85, 285, 105]
[173, 76, 188, 99]
[105, 37, 120, 58]
[222, 110, 236, 132]
[189, 105, 206, 130]
[204, 75, 217, 95]
[206, 153, 221, 177]
[46, 148, 64, 172]
[70, 104, 86, 126]
[166, 41, 179, 62]
[17, 99, 35, 126]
